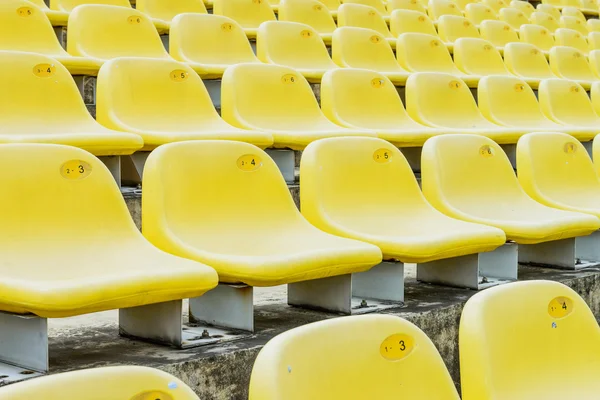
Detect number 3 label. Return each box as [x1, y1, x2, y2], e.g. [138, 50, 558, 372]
[380, 333, 414, 361]
[60, 160, 92, 180]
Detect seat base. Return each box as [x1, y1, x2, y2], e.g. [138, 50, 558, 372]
[288, 262, 405, 314]
[417, 243, 518, 290]
[519, 231, 600, 270]
[265, 149, 295, 183]
[189, 284, 255, 332]
[0, 312, 48, 376]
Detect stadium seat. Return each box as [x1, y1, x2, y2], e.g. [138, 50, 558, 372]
[549, 46, 596, 89]
[478, 75, 598, 140]
[482, 0, 509, 14]
[319, 0, 342, 18]
[278, 0, 337, 44]
[499, 6, 530, 29]
[437, 15, 482, 47]
[257, 21, 337, 82]
[344, 0, 390, 22]
[0, 51, 142, 155]
[387, 0, 427, 14]
[509, 0, 535, 17]
[300, 136, 506, 265]
[588, 31, 600, 50]
[142, 140, 382, 319]
[421, 134, 600, 244]
[96, 58, 273, 150]
[503, 42, 559, 82]
[50, 0, 131, 11]
[249, 315, 461, 399]
[135, 0, 208, 31]
[530, 11, 560, 33]
[465, 3, 498, 27]
[212, 0, 276, 38]
[0, 0, 102, 76]
[588, 19, 600, 32]
[460, 280, 600, 400]
[427, 0, 462, 20]
[169, 14, 260, 79]
[406, 72, 525, 143]
[519, 23, 555, 53]
[588, 49, 600, 77]
[389, 9, 438, 38]
[453, 0, 473, 12]
[560, 15, 588, 35]
[0, 366, 200, 400]
[320, 68, 451, 146]
[579, 0, 599, 15]
[29, 0, 68, 26]
[562, 6, 586, 21]
[396, 33, 479, 86]
[337, 4, 395, 48]
[332, 27, 410, 85]
[554, 28, 589, 53]
[536, 3, 561, 20]
[67, 5, 171, 61]
[222, 63, 376, 149]
[479, 20, 520, 47]
[453, 38, 520, 81]
[538, 79, 600, 135]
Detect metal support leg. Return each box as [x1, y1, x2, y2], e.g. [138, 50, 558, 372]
[0, 312, 48, 377]
[189, 284, 254, 332]
[120, 152, 150, 186]
[519, 238, 577, 269]
[265, 149, 295, 184]
[250, 40, 257, 54]
[575, 231, 600, 267]
[582, 140, 593, 159]
[288, 274, 352, 314]
[99, 156, 121, 187]
[501, 144, 517, 169]
[204, 79, 222, 111]
[161, 34, 169, 52]
[400, 147, 422, 172]
[54, 26, 67, 49]
[352, 261, 404, 302]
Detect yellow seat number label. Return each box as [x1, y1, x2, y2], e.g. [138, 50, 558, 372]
[60, 160, 92, 180]
[373, 148, 392, 163]
[380, 333, 414, 361]
[564, 142, 577, 154]
[128, 15, 142, 24]
[17, 6, 33, 16]
[33, 63, 55, 78]
[548, 296, 573, 319]
[479, 145, 494, 157]
[237, 154, 262, 171]
[170, 69, 188, 82]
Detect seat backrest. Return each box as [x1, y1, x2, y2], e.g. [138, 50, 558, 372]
[453, 0, 473, 12]
[453, 37, 510, 75]
[257, 21, 334, 69]
[482, 0, 508, 13]
[50, 0, 131, 12]
[504, 42, 556, 78]
[390, 9, 437, 36]
[249, 315, 460, 400]
[554, 28, 588, 53]
[588, 31, 600, 50]
[530, 10, 559, 32]
[478, 75, 547, 125]
[536, 3, 560, 19]
[538, 78, 599, 125]
[319, 0, 341, 12]
[592, 81, 600, 115]
[344, 0, 388, 15]
[580, 0, 598, 12]
[0, 0, 67, 55]
[278, 0, 337, 35]
[498, 6, 530, 29]
[549, 45, 595, 80]
[332, 27, 404, 71]
[212, 0, 276, 29]
[337, 3, 392, 37]
[437, 15, 481, 42]
[387, 0, 427, 13]
[0, 366, 199, 400]
[169, 14, 258, 66]
[406, 72, 485, 127]
[427, 0, 462, 19]
[96, 57, 222, 132]
[67, 5, 169, 60]
[221, 63, 326, 128]
[509, 0, 535, 17]
[465, 3, 498, 25]
[560, 15, 588, 35]
[460, 280, 600, 400]
[587, 49, 600, 77]
[321, 68, 418, 129]
[561, 6, 586, 21]
[136, 0, 207, 22]
[396, 32, 460, 73]
[479, 19, 519, 46]
[519, 23, 554, 51]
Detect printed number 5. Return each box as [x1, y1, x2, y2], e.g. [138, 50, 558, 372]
[384, 152, 389, 159]
[399, 340, 405, 351]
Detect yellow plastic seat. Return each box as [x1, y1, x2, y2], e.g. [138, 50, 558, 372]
[222, 63, 376, 149]
[320, 0, 342, 18]
[592, 81, 600, 116]
[536, 3, 561, 20]
[561, 5, 586, 21]
[538, 79, 600, 136]
[437, 15, 482, 45]
[519, 23, 555, 53]
[0, 0, 102, 76]
[337, 3, 395, 48]
[480, 20, 520, 47]
[212, 0, 276, 39]
[300, 137, 506, 262]
[421, 134, 600, 243]
[0, 366, 200, 400]
[332, 27, 410, 85]
[0, 51, 142, 155]
[504, 42, 559, 81]
[396, 33, 480, 86]
[579, 0, 599, 15]
[321, 68, 451, 146]
[589, 31, 600, 50]
[427, 0, 462, 20]
[169, 14, 259, 79]
[560, 15, 588, 35]
[465, 3, 499, 27]
[478, 75, 598, 140]
[389, 9, 438, 38]
[510, 0, 535, 17]
[135, 0, 208, 31]
[530, 11, 560, 33]
[549, 46, 596, 89]
[29, 0, 68, 26]
[50, 0, 131, 11]
[344, 0, 390, 22]
[0, 143, 217, 318]
[387, 0, 427, 14]
[142, 140, 381, 286]
[499, 6, 530, 29]
[517, 132, 600, 216]
[406, 72, 525, 143]
[588, 18, 600, 32]
[257, 21, 337, 82]
[67, 5, 171, 61]
[453, 37, 520, 81]
[460, 280, 600, 400]
[482, 0, 509, 14]
[555, 28, 589, 53]
[278, 0, 337, 45]
[588, 49, 600, 77]
[250, 315, 461, 399]
[96, 58, 273, 150]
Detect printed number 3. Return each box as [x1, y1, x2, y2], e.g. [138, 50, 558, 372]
[399, 340, 405, 351]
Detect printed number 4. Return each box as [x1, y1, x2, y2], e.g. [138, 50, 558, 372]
[562, 302, 567, 310]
